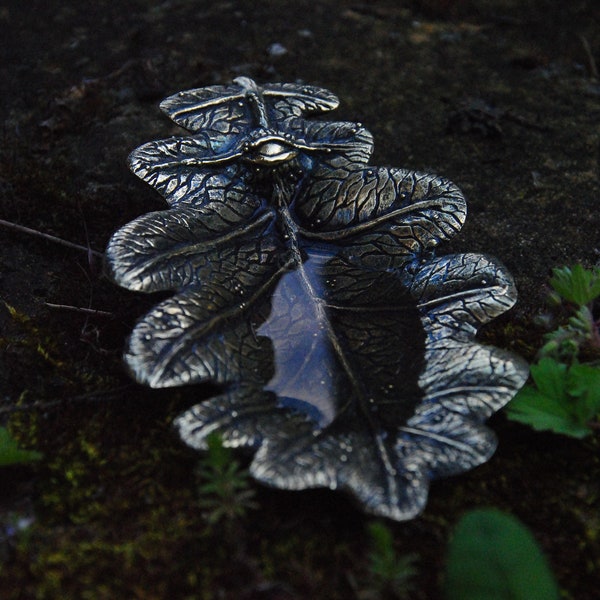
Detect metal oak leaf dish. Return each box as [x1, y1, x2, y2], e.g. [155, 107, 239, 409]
[105, 77, 528, 521]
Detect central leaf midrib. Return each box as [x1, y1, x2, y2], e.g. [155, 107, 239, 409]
[276, 200, 401, 494]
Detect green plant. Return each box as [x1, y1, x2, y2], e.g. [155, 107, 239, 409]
[540, 264, 600, 361]
[506, 264, 600, 437]
[0, 426, 42, 466]
[507, 357, 600, 438]
[195, 433, 256, 526]
[444, 508, 560, 600]
[356, 521, 417, 599]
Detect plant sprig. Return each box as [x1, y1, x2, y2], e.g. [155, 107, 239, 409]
[354, 521, 418, 600]
[506, 264, 600, 437]
[540, 265, 600, 363]
[195, 433, 256, 526]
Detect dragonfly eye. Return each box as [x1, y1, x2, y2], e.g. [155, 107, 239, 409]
[245, 140, 299, 165]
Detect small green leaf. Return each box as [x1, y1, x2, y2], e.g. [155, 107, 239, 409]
[550, 264, 600, 307]
[567, 363, 600, 419]
[506, 386, 591, 438]
[528, 358, 567, 400]
[445, 509, 560, 600]
[0, 427, 42, 466]
[506, 359, 593, 438]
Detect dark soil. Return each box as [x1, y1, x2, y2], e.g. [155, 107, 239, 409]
[1, 1, 599, 598]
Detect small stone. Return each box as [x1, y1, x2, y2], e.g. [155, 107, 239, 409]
[267, 42, 287, 57]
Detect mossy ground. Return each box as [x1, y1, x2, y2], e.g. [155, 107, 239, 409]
[1, 1, 599, 598]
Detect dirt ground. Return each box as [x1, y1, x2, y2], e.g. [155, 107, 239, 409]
[1, 1, 599, 598]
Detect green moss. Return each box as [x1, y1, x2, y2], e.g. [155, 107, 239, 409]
[2, 303, 65, 369]
[6, 393, 40, 447]
[256, 530, 355, 598]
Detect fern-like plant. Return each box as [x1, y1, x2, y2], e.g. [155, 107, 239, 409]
[195, 433, 256, 526]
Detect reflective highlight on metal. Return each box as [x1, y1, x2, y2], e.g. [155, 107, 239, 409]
[105, 77, 528, 520]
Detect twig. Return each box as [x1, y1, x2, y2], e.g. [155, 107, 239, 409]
[44, 302, 113, 317]
[579, 34, 599, 80]
[0, 218, 104, 258]
[0, 385, 135, 416]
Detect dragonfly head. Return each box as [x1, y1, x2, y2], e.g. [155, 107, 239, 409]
[242, 129, 300, 165]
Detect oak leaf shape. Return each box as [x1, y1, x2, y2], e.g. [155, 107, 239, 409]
[106, 78, 527, 520]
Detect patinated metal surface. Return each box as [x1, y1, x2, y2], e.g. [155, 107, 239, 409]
[105, 78, 528, 520]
